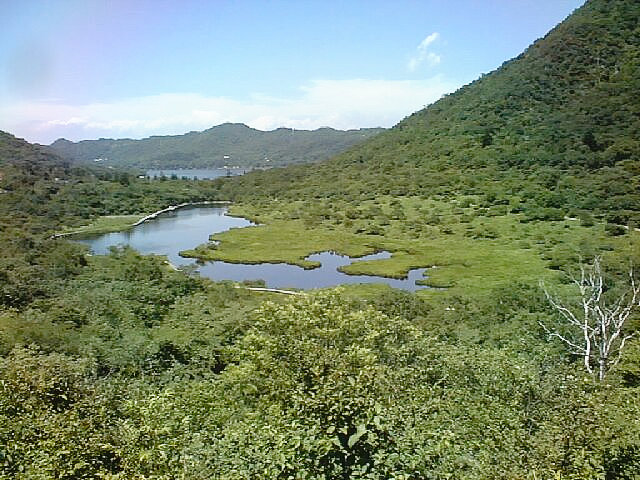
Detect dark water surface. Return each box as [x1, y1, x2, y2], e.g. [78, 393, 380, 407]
[77, 206, 428, 291]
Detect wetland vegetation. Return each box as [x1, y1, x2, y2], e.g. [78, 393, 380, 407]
[76, 206, 430, 291]
[1, 0, 640, 478]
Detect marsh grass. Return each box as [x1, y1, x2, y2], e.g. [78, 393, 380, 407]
[180, 196, 639, 296]
[64, 196, 638, 297]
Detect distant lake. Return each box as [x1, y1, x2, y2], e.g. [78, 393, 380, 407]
[76, 206, 429, 292]
[146, 168, 247, 180]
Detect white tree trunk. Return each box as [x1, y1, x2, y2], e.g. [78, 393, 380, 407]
[540, 257, 638, 381]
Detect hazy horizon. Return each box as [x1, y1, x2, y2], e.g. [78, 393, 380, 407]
[46, 122, 385, 146]
[1, 0, 585, 144]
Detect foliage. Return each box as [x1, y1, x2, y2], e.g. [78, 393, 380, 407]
[211, 0, 640, 227]
[49, 123, 384, 169]
[1, 0, 640, 477]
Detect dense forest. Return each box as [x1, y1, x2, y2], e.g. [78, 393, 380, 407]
[1, 0, 640, 478]
[48, 123, 384, 169]
[216, 0, 640, 229]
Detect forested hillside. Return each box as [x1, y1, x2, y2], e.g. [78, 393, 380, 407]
[218, 0, 640, 227]
[2, 0, 640, 478]
[0, 131, 227, 309]
[48, 123, 383, 169]
[1, 137, 639, 477]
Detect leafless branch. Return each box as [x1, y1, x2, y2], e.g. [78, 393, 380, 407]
[540, 257, 639, 381]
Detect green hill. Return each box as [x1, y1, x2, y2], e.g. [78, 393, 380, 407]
[0, 131, 228, 231]
[2, 1, 640, 477]
[48, 123, 384, 169]
[219, 0, 640, 226]
[0, 130, 71, 178]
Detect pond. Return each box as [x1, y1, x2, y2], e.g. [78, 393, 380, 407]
[76, 206, 429, 291]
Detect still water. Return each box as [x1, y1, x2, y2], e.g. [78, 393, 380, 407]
[77, 206, 428, 291]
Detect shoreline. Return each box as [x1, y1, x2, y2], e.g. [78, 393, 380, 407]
[51, 200, 232, 239]
[162, 259, 304, 295]
[131, 201, 231, 226]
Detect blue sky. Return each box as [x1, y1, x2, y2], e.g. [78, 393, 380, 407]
[1, 0, 584, 144]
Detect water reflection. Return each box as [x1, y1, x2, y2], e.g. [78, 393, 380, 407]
[77, 206, 428, 291]
[199, 251, 428, 291]
[76, 206, 252, 267]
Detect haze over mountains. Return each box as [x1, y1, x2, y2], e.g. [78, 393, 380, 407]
[48, 123, 384, 169]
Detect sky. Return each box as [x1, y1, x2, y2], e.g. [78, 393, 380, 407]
[1, 0, 585, 145]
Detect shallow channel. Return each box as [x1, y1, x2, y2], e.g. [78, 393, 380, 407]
[76, 206, 429, 291]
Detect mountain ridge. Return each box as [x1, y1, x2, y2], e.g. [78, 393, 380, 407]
[219, 0, 640, 225]
[48, 122, 384, 169]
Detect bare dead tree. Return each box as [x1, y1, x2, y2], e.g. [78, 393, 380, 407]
[540, 257, 638, 381]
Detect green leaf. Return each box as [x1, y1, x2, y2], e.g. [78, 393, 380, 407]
[347, 423, 367, 449]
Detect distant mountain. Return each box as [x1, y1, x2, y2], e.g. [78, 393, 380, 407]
[48, 123, 384, 169]
[0, 130, 71, 182]
[221, 0, 640, 223]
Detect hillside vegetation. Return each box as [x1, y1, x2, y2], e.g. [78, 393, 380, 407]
[218, 0, 640, 228]
[180, 0, 640, 297]
[1, 0, 640, 478]
[49, 123, 384, 169]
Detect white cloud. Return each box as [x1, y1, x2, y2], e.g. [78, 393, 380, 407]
[0, 77, 458, 144]
[408, 32, 441, 72]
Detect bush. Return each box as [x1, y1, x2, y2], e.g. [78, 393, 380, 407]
[605, 222, 627, 236]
